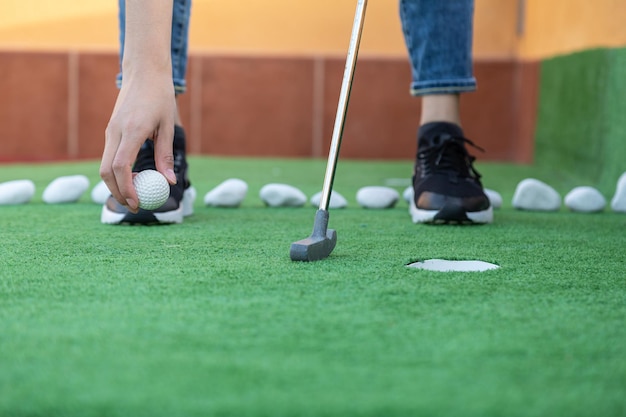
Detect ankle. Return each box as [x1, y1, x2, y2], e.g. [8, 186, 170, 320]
[420, 94, 461, 125]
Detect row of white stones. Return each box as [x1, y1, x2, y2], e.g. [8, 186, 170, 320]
[2, 172, 625, 213]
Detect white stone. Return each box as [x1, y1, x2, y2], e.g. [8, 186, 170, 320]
[611, 172, 626, 212]
[260, 183, 307, 207]
[204, 178, 248, 208]
[309, 190, 348, 209]
[484, 188, 503, 209]
[403, 186, 413, 204]
[407, 259, 500, 272]
[91, 180, 111, 204]
[356, 186, 400, 209]
[564, 186, 606, 213]
[512, 178, 561, 211]
[43, 175, 90, 204]
[0, 180, 35, 205]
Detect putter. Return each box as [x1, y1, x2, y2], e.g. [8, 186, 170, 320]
[290, 0, 368, 262]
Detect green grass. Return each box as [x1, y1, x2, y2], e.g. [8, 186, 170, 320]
[536, 47, 626, 194]
[1, 157, 625, 417]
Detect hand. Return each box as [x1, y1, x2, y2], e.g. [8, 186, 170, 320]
[100, 71, 178, 212]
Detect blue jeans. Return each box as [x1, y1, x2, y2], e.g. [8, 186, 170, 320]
[400, 0, 476, 96]
[116, 0, 192, 94]
[117, 0, 475, 97]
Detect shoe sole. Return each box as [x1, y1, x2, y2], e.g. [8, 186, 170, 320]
[182, 186, 196, 217]
[101, 187, 196, 225]
[410, 198, 493, 224]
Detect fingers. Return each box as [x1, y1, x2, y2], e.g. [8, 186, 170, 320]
[100, 125, 126, 209]
[100, 123, 141, 213]
[154, 123, 177, 184]
[112, 133, 143, 212]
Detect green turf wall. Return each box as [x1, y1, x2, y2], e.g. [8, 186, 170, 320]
[535, 47, 626, 194]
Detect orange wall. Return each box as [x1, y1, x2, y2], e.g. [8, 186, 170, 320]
[519, 0, 626, 59]
[188, 0, 518, 59]
[0, 1, 625, 58]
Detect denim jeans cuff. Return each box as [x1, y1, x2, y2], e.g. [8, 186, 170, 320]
[410, 78, 477, 96]
[174, 81, 187, 95]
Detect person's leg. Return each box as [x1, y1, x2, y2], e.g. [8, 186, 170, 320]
[104, 0, 195, 225]
[420, 95, 461, 126]
[116, 0, 190, 122]
[400, 0, 492, 224]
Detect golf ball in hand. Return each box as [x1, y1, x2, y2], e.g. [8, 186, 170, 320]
[133, 170, 170, 210]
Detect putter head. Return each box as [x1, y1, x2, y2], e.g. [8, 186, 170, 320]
[290, 209, 337, 262]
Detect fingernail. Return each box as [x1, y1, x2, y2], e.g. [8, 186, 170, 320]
[165, 169, 177, 184]
[126, 198, 138, 211]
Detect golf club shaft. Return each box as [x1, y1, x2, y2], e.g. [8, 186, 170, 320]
[319, 0, 368, 211]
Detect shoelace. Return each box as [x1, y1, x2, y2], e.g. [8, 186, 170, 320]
[418, 135, 484, 181]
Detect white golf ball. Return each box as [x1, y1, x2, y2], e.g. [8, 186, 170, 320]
[133, 170, 170, 210]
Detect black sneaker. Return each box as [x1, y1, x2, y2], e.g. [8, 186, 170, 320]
[101, 125, 196, 225]
[410, 123, 492, 224]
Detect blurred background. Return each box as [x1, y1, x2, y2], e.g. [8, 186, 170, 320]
[1, 0, 625, 163]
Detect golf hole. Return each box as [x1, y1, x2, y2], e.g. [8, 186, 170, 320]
[407, 259, 500, 272]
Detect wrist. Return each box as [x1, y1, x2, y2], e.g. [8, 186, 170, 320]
[122, 56, 172, 81]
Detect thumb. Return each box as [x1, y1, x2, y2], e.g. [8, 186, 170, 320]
[154, 124, 177, 185]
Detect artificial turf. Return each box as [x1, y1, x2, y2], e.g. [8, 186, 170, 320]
[0, 156, 625, 417]
[536, 47, 626, 195]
